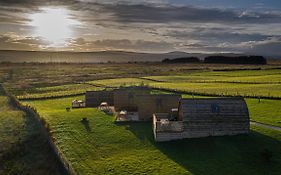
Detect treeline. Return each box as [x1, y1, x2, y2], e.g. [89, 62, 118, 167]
[162, 57, 200, 63]
[204, 56, 267, 65]
[162, 55, 267, 65]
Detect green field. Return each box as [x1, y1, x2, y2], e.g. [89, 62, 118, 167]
[23, 96, 281, 175]
[16, 83, 102, 100]
[2, 63, 281, 98]
[149, 82, 281, 97]
[85, 69, 281, 98]
[247, 99, 281, 127]
[0, 86, 63, 175]
[2, 63, 281, 174]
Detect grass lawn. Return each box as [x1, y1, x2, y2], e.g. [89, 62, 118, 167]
[247, 99, 281, 127]
[0, 87, 63, 175]
[23, 96, 281, 175]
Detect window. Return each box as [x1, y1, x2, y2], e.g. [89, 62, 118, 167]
[211, 104, 220, 113]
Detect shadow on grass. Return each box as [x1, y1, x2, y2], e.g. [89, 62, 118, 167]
[121, 122, 281, 175]
[81, 119, 92, 132]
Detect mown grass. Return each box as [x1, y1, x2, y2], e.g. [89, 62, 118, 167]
[247, 99, 281, 127]
[0, 87, 64, 175]
[23, 96, 281, 175]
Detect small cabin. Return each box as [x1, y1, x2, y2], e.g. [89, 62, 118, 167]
[136, 94, 181, 120]
[113, 86, 151, 112]
[85, 90, 114, 107]
[72, 100, 85, 108]
[153, 98, 250, 142]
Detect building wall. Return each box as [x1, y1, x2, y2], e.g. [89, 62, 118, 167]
[136, 94, 181, 120]
[85, 90, 114, 107]
[179, 98, 250, 138]
[113, 87, 151, 111]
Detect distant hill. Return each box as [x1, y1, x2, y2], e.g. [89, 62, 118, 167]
[0, 50, 273, 63]
[0, 50, 195, 63]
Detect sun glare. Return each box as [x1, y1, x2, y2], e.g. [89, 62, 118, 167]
[29, 7, 80, 47]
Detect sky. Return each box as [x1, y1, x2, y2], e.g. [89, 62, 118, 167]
[0, 0, 281, 55]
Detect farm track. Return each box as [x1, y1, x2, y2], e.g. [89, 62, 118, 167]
[251, 121, 281, 131]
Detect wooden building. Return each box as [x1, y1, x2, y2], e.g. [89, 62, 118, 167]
[137, 94, 181, 120]
[113, 86, 151, 111]
[85, 90, 114, 107]
[153, 98, 250, 142]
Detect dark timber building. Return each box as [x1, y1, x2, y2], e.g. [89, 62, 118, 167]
[113, 86, 151, 112]
[85, 90, 114, 107]
[136, 94, 181, 120]
[153, 98, 250, 142]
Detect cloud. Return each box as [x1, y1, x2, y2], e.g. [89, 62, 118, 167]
[0, 34, 50, 50]
[1, 1, 281, 25]
[0, 0, 281, 56]
[241, 36, 281, 56]
[164, 28, 274, 44]
[97, 3, 281, 24]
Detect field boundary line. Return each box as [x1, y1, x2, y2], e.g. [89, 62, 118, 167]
[1, 84, 78, 175]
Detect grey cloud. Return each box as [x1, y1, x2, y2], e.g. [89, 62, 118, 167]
[242, 37, 281, 56]
[98, 4, 281, 24]
[165, 29, 274, 44]
[0, 34, 50, 50]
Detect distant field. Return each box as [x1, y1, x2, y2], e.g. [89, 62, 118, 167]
[17, 83, 102, 100]
[89, 78, 152, 87]
[11, 68, 281, 100]
[0, 87, 63, 174]
[145, 73, 281, 84]
[149, 82, 281, 98]
[23, 96, 281, 175]
[1, 63, 281, 97]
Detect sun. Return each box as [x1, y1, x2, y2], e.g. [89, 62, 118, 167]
[29, 7, 79, 47]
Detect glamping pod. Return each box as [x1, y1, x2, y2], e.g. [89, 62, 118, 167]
[153, 98, 250, 142]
